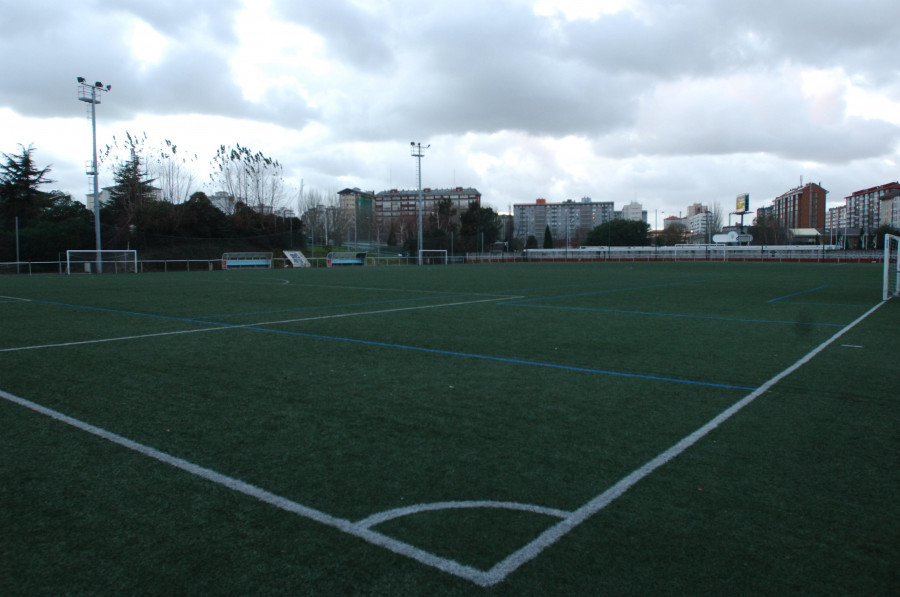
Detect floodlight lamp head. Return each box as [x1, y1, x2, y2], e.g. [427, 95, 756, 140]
[77, 76, 85, 83]
[106, 84, 111, 91]
[95, 81, 103, 88]
[410, 141, 415, 146]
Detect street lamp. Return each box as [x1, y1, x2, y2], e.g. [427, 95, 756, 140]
[77, 77, 111, 272]
[410, 142, 429, 265]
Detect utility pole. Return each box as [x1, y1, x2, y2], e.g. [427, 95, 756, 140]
[410, 142, 429, 265]
[77, 77, 111, 273]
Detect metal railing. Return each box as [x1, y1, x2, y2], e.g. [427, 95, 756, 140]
[0, 250, 889, 275]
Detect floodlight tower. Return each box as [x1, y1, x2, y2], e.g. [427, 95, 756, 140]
[410, 141, 429, 266]
[77, 77, 111, 272]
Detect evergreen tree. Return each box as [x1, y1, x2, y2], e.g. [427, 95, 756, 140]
[457, 203, 500, 252]
[543, 225, 554, 248]
[586, 219, 651, 246]
[0, 144, 54, 224]
[103, 151, 159, 247]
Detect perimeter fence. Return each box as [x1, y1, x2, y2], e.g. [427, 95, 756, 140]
[0, 248, 889, 275]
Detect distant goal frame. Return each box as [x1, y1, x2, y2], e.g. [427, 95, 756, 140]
[418, 249, 449, 265]
[66, 250, 138, 275]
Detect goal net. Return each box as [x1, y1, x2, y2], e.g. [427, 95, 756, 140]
[884, 234, 900, 301]
[66, 250, 138, 274]
[419, 250, 448, 265]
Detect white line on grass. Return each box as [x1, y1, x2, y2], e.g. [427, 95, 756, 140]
[0, 296, 521, 353]
[3, 296, 885, 587]
[356, 501, 571, 529]
[0, 389, 492, 585]
[248, 295, 523, 327]
[477, 298, 888, 587]
[0, 327, 227, 353]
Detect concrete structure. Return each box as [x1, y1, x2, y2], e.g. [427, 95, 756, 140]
[687, 210, 713, 242]
[374, 187, 480, 231]
[882, 194, 900, 229]
[513, 198, 614, 247]
[620, 201, 647, 222]
[842, 182, 900, 232]
[337, 188, 375, 242]
[771, 182, 826, 229]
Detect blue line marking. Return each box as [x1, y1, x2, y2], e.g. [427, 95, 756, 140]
[767, 285, 828, 303]
[503, 303, 845, 327]
[232, 324, 756, 391]
[21, 297, 753, 391]
[501, 277, 725, 305]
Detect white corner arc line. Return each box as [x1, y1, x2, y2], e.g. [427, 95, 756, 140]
[478, 299, 888, 587]
[357, 501, 571, 529]
[0, 389, 493, 586]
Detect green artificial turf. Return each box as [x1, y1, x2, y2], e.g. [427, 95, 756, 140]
[1, 262, 897, 595]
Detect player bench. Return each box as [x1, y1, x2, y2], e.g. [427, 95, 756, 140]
[326, 252, 367, 267]
[221, 252, 273, 270]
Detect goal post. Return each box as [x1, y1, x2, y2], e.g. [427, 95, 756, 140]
[66, 250, 138, 274]
[884, 234, 900, 301]
[418, 249, 448, 265]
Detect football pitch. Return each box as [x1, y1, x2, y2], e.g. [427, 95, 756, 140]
[1, 262, 897, 595]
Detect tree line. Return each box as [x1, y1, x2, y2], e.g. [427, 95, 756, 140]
[0, 143, 303, 262]
[0, 142, 506, 262]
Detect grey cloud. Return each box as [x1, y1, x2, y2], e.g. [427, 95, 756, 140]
[271, 0, 397, 71]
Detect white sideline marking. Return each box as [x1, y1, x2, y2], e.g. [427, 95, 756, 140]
[477, 299, 887, 586]
[0, 296, 520, 353]
[250, 295, 522, 327]
[0, 389, 493, 586]
[2, 297, 886, 587]
[0, 327, 226, 353]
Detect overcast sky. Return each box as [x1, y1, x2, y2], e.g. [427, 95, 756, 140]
[2, 0, 900, 224]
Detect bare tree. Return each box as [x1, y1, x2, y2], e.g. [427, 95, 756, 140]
[210, 144, 286, 229]
[101, 132, 198, 205]
[709, 202, 725, 235]
[150, 139, 197, 204]
[297, 185, 331, 248]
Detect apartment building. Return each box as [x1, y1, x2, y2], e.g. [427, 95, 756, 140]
[373, 187, 480, 229]
[513, 198, 615, 246]
[771, 182, 826, 229]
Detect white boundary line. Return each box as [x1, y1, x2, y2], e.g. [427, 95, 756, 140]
[477, 298, 887, 586]
[0, 298, 886, 586]
[0, 389, 492, 585]
[0, 296, 521, 353]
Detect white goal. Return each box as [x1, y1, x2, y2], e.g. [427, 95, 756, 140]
[66, 250, 138, 274]
[418, 249, 448, 265]
[884, 234, 900, 301]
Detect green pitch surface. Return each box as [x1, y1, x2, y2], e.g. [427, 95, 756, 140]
[1, 262, 897, 595]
